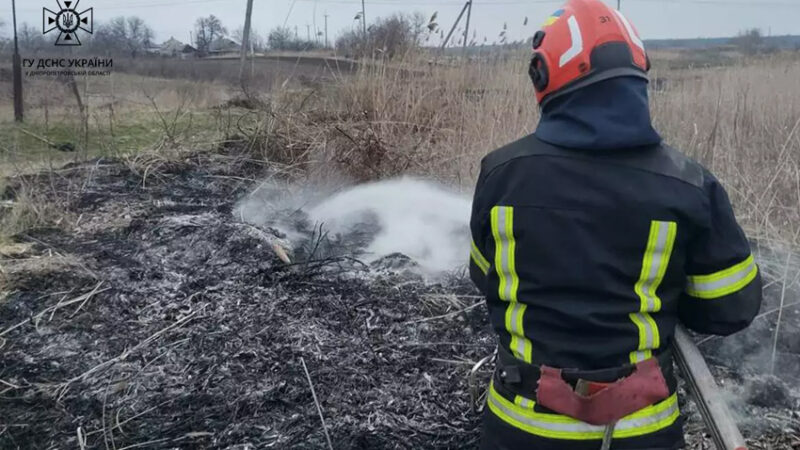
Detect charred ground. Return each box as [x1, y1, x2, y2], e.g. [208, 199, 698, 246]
[0, 148, 798, 449]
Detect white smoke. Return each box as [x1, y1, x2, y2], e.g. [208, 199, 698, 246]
[234, 177, 473, 275]
[308, 178, 472, 274]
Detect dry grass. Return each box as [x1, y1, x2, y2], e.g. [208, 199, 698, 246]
[0, 177, 74, 243]
[253, 51, 800, 244]
[650, 58, 800, 243]
[2, 50, 800, 247]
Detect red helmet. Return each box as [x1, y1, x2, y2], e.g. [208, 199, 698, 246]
[529, 0, 650, 107]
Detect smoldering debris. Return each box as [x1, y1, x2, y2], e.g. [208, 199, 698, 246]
[234, 177, 472, 277]
[0, 150, 799, 449]
[745, 376, 794, 409]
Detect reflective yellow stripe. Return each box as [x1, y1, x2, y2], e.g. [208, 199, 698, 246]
[470, 239, 490, 275]
[630, 221, 676, 364]
[686, 255, 758, 299]
[491, 206, 532, 363]
[488, 381, 680, 440]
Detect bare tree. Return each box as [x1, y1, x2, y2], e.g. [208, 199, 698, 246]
[126, 17, 154, 57]
[267, 26, 320, 51]
[732, 28, 764, 55]
[234, 27, 266, 53]
[336, 12, 428, 58]
[267, 27, 293, 50]
[195, 15, 227, 55]
[94, 16, 154, 57]
[18, 22, 50, 53]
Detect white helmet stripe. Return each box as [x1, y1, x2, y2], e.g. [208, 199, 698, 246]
[559, 16, 584, 68]
[614, 10, 645, 51]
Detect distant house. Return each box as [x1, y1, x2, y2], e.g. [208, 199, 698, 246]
[181, 44, 198, 59]
[160, 37, 185, 56]
[145, 44, 162, 55]
[208, 37, 241, 56]
[148, 37, 198, 59]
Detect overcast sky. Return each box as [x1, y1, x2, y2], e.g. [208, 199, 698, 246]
[5, 0, 800, 45]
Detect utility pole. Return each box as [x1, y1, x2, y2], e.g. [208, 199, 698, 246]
[239, 0, 254, 84]
[463, 0, 473, 55]
[361, 0, 367, 36]
[440, 1, 470, 50]
[617, 0, 621, 10]
[11, 0, 24, 122]
[324, 13, 329, 48]
[306, 24, 311, 41]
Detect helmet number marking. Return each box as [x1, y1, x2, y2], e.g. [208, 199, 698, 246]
[614, 10, 645, 51]
[558, 15, 584, 68]
[599, 15, 611, 24]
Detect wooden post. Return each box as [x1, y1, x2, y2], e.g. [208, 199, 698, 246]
[239, 0, 254, 84]
[463, 0, 472, 55]
[12, 0, 24, 122]
[441, 1, 470, 50]
[361, 0, 367, 36]
[324, 13, 329, 48]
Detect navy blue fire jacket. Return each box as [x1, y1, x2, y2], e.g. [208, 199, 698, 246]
[470, 76, 762, 449]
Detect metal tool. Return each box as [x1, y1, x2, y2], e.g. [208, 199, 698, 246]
[673, 325, 748, 450]
[600, 422, 616, 450]
[469, 350, 497, 414]
[576, 379, 616, 450]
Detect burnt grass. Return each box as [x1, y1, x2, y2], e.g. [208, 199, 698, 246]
[1, 148, 798, 449]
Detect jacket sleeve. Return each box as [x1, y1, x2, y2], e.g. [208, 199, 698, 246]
[469, 169, 491, 295]
[678, 173, 763, 336]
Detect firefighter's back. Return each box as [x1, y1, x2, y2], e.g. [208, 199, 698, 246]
[470, 2, 762, 449]
[476, 135, 707, 370]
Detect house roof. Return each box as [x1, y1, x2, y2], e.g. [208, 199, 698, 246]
[160, 37, 185, 54]
[208, 37, 241, 52]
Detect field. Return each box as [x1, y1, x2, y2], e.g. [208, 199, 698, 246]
[1, 49, 799, 449]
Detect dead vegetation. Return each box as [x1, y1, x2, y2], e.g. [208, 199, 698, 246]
[1, 51, 800, 449]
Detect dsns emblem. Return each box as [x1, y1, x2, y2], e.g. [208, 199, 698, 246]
[43, 0, 94, 46]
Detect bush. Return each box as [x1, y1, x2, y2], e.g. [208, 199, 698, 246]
[336, 13, 427, 59]
[267, 27, 323, 52]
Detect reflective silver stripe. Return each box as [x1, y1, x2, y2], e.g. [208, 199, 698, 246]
[492, 206, 531, 362]
[509, 302, 527, 358]
[631, 312, 653, 350]
[686, 256, 757, 298]
[630, 221, 676, 363]
[509, 303, 524, 332]
[489, 390, 679, 437]
[495, 206, 513, 302]
[641, 222, 671, 314]
[471, 239, 490, 274]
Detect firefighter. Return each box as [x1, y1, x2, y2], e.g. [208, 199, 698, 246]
[468, 1, 763, 449]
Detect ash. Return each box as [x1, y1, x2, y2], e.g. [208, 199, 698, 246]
[0, 150, 797, 449]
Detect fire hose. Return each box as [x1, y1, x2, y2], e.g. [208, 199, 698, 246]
[673, 325, 748, 450]
[468, 326, 748, 450]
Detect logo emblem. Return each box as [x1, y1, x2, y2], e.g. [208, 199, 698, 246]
[43, 0, 93, 46]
